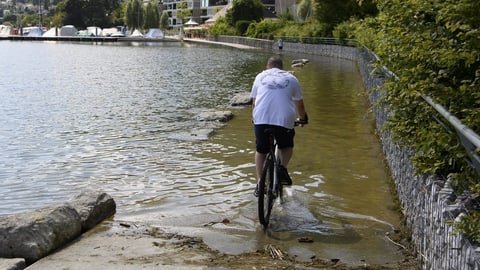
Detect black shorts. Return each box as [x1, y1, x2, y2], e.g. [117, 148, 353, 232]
[254, 124, 295, 154]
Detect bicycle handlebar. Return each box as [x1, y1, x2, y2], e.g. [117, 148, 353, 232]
[294, 112, 309, 126]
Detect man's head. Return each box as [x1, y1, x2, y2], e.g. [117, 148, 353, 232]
[266, 56, 283, 70]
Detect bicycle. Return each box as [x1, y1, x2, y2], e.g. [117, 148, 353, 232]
[257, 118, 307, 229]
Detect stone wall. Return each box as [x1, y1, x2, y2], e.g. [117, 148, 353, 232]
[205, 35, 359, 60]
[208, 35, 480, 269]
[357, 49, 480, 270]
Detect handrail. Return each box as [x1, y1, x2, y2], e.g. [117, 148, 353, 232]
[275, 36, 360, 47]
[422, 95, 480, 174]
[357, 41, 480, 175]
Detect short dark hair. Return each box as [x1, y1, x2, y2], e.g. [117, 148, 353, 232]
[267, 56, 283, 69]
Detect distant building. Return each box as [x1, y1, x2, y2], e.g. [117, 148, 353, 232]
[162, 0, 214, 29]
[161, 0, 294, 29]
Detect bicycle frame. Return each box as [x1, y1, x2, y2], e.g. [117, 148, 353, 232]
[272, 140, 282, 200]
[257, 119, 305, 228]
[258, 131, 283, 228]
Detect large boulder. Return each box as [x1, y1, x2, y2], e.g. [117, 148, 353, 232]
[0, 204, 82, 264]
[0, 191, 116, 265]
[68, 191, 116, 231]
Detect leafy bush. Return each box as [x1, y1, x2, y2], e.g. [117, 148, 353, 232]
[350, 16, 381, 52]
[208, 16, 238, 36]
[235, 20, 251, 35]
[276, 21, 330, 38]
[355, 0, 480, 242]
[245, 19, 284, 39]
[454, 210, 480, 245]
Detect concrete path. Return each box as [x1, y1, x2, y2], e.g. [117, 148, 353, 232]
[182, 38, 258, 49]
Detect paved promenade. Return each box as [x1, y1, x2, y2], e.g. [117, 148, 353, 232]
[182, 38, 258, 49]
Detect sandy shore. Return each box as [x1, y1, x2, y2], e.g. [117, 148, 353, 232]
[24, 219, 416, 270]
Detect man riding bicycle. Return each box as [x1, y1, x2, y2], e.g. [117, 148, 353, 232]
[251, 56, 308, 196]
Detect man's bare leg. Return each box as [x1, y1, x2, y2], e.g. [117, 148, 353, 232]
[255, 152, 266, 183]
[279, 147, 293, 167]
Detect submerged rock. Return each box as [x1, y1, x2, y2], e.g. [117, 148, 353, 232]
[291, 59, 309, 68]
[197, 110, 233, 122]
[230, 92, 252, 106]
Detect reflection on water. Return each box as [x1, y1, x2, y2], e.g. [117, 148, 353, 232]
[0, 41, 403, 266]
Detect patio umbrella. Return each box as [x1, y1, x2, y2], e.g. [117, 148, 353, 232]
[184, 19, 199, 26]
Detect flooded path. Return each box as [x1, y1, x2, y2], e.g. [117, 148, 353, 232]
[0, 41, 404, 266]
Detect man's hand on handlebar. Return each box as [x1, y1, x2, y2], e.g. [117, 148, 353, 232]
[295, 112, 309, 127]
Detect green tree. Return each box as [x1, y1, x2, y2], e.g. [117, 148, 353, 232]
[84, 0, 107, 27]
[314, 0, 377, 36]
[51, 0, 66, 27]
[2, 14, 18, 26]
[226, 0, 263, 29]
[21, 14, 39, 26]
[54, 0, 119, 28]
[143, 1, 159, 29]
[64, 0, 84, 27]
[159, 11, 169, 29]
[297, 0, 313, 22]
[175, 2, 191, 23]
[278, 8, 294, 22]
[125, 0, 143, 30]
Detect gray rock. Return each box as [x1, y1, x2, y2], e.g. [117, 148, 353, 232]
[0, 191, 116, 265]
[230, 92, 252, 106]
[68, 191, 116, 231]
[0, 204, 82, 264]
[0, 258, 26, 270]
[291, 58, 309, 64]
[197, 110, 233, 122]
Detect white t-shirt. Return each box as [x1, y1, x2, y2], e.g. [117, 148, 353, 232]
[251, 68, 303, 129]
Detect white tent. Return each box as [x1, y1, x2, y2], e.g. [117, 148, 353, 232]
[0, 25, 12, 36]
[87, 26, 102, 36]
[184, 19, 199, 26]
[26, 27, 43, 37]
[43, 27, 60, 37]
[102, 27, 117, 37]
[60, 25, 77, 36]
[205, 18, 215, 25]
[130, 29, 143, 37]
[145, 28, 164, 39]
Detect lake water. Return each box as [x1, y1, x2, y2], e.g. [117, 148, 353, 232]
[0, 40, 405, 266]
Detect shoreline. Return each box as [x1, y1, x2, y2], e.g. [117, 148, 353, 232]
[0, 35, 258, 50]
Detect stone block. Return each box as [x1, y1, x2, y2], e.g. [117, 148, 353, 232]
[0, 205, 82, 264]
[68, 191, 116, 231]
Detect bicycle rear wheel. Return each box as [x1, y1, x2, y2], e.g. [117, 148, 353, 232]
[258, 154, 275, 228]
